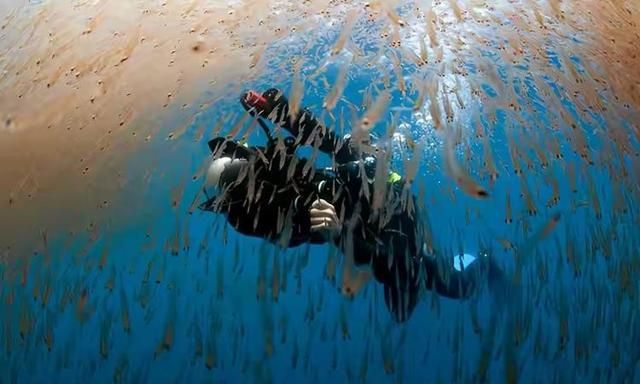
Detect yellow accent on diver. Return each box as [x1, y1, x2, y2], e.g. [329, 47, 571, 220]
[388, 171, 402, 184]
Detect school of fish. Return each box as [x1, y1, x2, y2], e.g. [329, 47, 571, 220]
[0, 0, 639, 382]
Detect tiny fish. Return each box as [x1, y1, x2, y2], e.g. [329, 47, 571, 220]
[389, 51, 406, 95]
[442, 85, 454, 123]
[120, 286, 131, 334]
[99, 314, 111, 359]
[339, 303, 350, 340]
[155, 319, 175, 358]
[443, 129, 489, 199]
[425, 7, 439, 47]
[545, 172, 560, 207]
[323, 64, 348, 112]
[249, 45, 265, 69]
[386, 6, 405, 27]
[519, 177, 538, 216]
[586, 172, 602, 219]
[331, 10, 358, 56]
[289, 62, 304, 126]
[531, 137, 550, 168]
[356, 89, 390, 141]
[506, 131, 523, 176]
[419, 37, 429, 63]
[481, 133, 499, 185]
[325, 248, 337, 284]
[447, 0, 464, 21]
[505, 192, 513, 224]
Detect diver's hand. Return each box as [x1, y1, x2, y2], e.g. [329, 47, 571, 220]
[310, 199, 341, 235]
[240, 88, 283, 118]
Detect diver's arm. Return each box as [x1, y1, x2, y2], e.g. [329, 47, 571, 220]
[258, 89, 358, 163]
[226, 202, 326, 248]
[223, 175, 327, 247]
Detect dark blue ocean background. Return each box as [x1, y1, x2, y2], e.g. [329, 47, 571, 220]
[1, 2, 639, 383]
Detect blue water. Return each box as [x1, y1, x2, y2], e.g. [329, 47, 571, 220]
[2, 6, 640, 384]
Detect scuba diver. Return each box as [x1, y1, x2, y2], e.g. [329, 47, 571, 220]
[200, 88, 505, 322]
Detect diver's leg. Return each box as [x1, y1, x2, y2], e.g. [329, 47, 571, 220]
[422, 253, 506, 300]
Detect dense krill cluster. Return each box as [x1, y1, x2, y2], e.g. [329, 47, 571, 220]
[0, 0, 638, 382]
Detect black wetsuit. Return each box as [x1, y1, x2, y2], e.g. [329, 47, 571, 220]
[203, 89, 494, 322]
